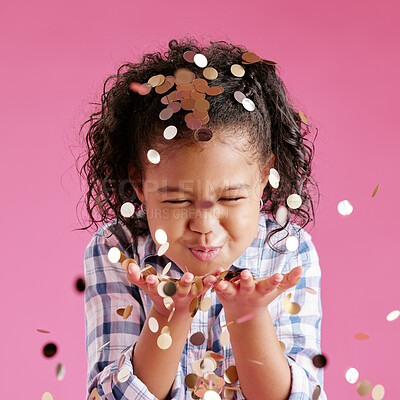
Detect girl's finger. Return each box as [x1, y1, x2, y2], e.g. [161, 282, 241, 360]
[238, 270, 255, 292]
[176, 272, 194, 297]
[127, 263, 144, 286]
[144, 274, 160, 296]
[277, 266, 304, 291]
[256, 273, 283, 294]
[203, 274, 217, 289]
[215, 280, 236, 299]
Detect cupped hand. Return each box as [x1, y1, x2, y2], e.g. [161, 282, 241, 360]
[214, 266, 305, 319]
[126, 262, 219, 318]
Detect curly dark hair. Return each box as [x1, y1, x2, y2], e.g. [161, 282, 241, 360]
[74, 36, 320, 253]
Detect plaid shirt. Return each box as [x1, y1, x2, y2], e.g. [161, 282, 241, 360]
[84, 212, 327, 399]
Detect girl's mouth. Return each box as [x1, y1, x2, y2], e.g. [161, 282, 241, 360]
[189, 247, 222, 262]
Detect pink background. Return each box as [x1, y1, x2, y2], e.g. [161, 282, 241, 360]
[1, 0, 399, 398]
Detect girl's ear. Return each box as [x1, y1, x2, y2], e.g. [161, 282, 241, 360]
[128, 167, 145, 203]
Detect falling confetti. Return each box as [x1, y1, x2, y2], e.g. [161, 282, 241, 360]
[157, 332, 172, 349]
[386, 309, 400, 321]
[155, 228, 168, 245]
[353, 333, 369, 340]
[194, 53, 208, 68]
[190, 331, 206, 346]
[76, 277, 86, 292]
[117, 367, 130, 383]
[220, 329, 229, 347]
[357, 380, 372, 396]
[148, 317, 159, 333]
[43, 343, 57, 358]
[97, 341, 110, 351]
[42, 393, 54, 400]
[286, 235, 299, 252]
[147, 149, 161, 164]
[276, 205, 288, 226]
[56, 362, 66, 381]
[312, 354, 327, 368]
[163, 125, 177, 140]
[371, 184, 380, 198]
[120, 202, 135, 217]
[345, 367, 359, 384]
[287, 194, 302, 209]
[107, 247, 126, 263]
[371, 384, 385, 400]
[337, 200, 353, 216]
[157, 242, 170, 256]
[36, 329, 50, 334]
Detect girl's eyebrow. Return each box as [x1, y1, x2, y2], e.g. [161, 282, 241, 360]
[157, 184, 250, 194]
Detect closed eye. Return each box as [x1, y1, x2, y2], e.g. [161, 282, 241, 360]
[163, 198, 244, 204]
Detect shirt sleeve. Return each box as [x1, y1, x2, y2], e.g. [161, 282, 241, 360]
[84, 230, 160, 400]
[268, 228, 327, 400]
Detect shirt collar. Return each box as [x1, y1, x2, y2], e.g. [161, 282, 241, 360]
[137, 212, 267, 272]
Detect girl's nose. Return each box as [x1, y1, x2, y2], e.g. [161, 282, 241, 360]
[189, 208, 219, 234]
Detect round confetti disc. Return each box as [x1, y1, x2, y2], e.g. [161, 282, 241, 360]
[190, 331, 206, 346]
[155, 228, 168, 245]
[163, 281, 177, 297]
[157, 242, 170, 256]
[129, 82, 151, 95]
[203, 391, 221, 400]
[56, 362, 66, 381]
[345, 367, 359, 384]
[230, 64, 245, 77]
[286, 235, 299, 252]
[108, 247, 122, 263]
[337, 199, 353, 216]
[163, 125, 178, 140]
[199, 297, 212, 312]
[185, 373, 199, 389]
[195, 128, 213, 142]
[76, 277, 85, 292]
[121, 202, 135, 217]
[269, 173, 280, 189]
[312, 354, 327, 368]
[117, 367, 130, 383]
[275, 205, 288, 226]
[148, 317, 159, 333]
[357, 380, 372, 397]
[147, 149, 161, 164]
[187, 118, 202, 130]
[234, 91, 246, 103]
[220, 329, 229, 347]
[224, 365, 238, 383]
[157, 333, 172, 349]
[287, 194, 302, 209]
[183, 51, 196, 63]
[371, 384, 385, 400]
[285, 302, 301, 315]
[194, 53, 208, 68]
[242, 98, 255, 111]
[159, 108, 174, 121]
[42, 393, 54, 400]
[43, 343, 57, 358]
[36, 329, 50, 334]
[386, 309, 400, 321]
[203, 67, 218, 80]
[312, 385, 321, 400]
[354, 333, 369, 340]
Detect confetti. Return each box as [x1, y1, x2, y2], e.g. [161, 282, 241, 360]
[148, 74, 165, 87]
[357, 380, 372, 396]
[312, 354, 327, 368]
[372, 184, 380, 198]
[386, 309, 400, 321]
[129, 82, 151, 95]
[242, 98, 255, 111]
[230, 64, 245, 77]
[199, 297, 212, 312]
[286, 235, 299, 252]
[155, 228, 168, 245]
[163, 125, 178, 140]
[185, 373, 200, 389]
[36, 329, 50, 334]
[298, 111, 308, 125]
[279, 341, 286, 352]
[234, 91, 246, 103]
[147, 149, 161, 164]
[203, 67, 218, 80]
[345, 367, 359, 384]
[122, 305, 133, 319]
[122, 258, 137, 272]
[371, 384, 385, 400]
[195, 128, 213, 141]
[224, 365, 238, 384]
[268, 168, 280, 188]
[242, 51, 261, 64]
[97, 341, 110, 351]
[337, 200, 353, 216]
[303, 287, 317, 295]
[287, 194, 302, 210]
[43, 343, 57, 358]
[220, 329, 229, 347]
[157, 332, 172, 349]
[162, 262, 172, 276]
[148, 317, 159, 333]
[76, 277, 86, 292]
[56, 362, 66, 381]
[190, 331, 206, 346]
[183, 51, 196, 63]
[203, 390, 221, 400]
[42, 393, 54, 400]
[117, 367, 130, 382]
[107, 247, 126, 263]
[353, 333, 369, 340]
[163, 281, 177, 297]
[275, 205, 288, 226]
[121, 202, 135, 217]
[312, 385, 321, 400]
[194, 53, 208, 68]
[157, 242, 170, 256]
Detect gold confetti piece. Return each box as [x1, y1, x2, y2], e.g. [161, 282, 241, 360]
[286, 235, 299, 252]
[194, 276, 204, 292]
[242, 51, 261, 64]
[285, 302, 301, 315]
[56, 362, 66, 381]
[276, 205, 288, 226]
[36, 329, 50, 334]
[117, 367, 130, 382]
[223, 388, 235, 400]
[287, 194, 302, 210]
[89, 387, 102, 400]
[312, 385, 321, 400]
[200, 356, 218, 374]
[168, 307, 175, 323]
[354, 333, 369, 340]
[386, 309, 400, 321]
[107, 247, 127, 263]
[120, 202, 135, 217]
[199, 297, 212, 312]
[279, 341, 286, 352]
[357, 380, 372, 396]
[242, 98, 255, 111]
[189, 297, 199, 313]
[161, 326, 171, 335]
[303, 287, 317, 295]
[157, 242, 170, 256]
[298, 111, 308, 125]
[203, 67, 218, 80]
[345, 367, 359, 384]
[148, 74, 165, 88]
[183, 51, 196, 63]
[224, 365, 238, 384]
[147, 149, 161, 164]
[185, 373, 200, 389]
[122, 305, 133, 319]
[157, 333, 172, 349]
[190, 331, 206, 346]
[337, 200, 353, 216]
[220, 329, 229, 347]
[141, 264, 157, 278]
[42, 392, 54, 400]
[283, 293, 292, 307]
[97, 341, 110, 351]
[372, 184, 380, 198]
[122, 258, 137, 271]
[208, 352, 224, 361]
[371, 384, 385, 400]
[163, 296, 174, 310]
[312, 354, 327, 368]
[230, 64, 245, 77]
[148, 317, 159, 333]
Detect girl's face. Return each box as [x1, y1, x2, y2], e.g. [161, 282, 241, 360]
[132, 136, 272, 277]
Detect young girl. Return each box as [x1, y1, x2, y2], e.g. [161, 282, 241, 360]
[80, 37, 326, 400]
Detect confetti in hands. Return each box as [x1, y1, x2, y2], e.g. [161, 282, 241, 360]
[126, 262, 219, 318]
[213, 266, 305, 318]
